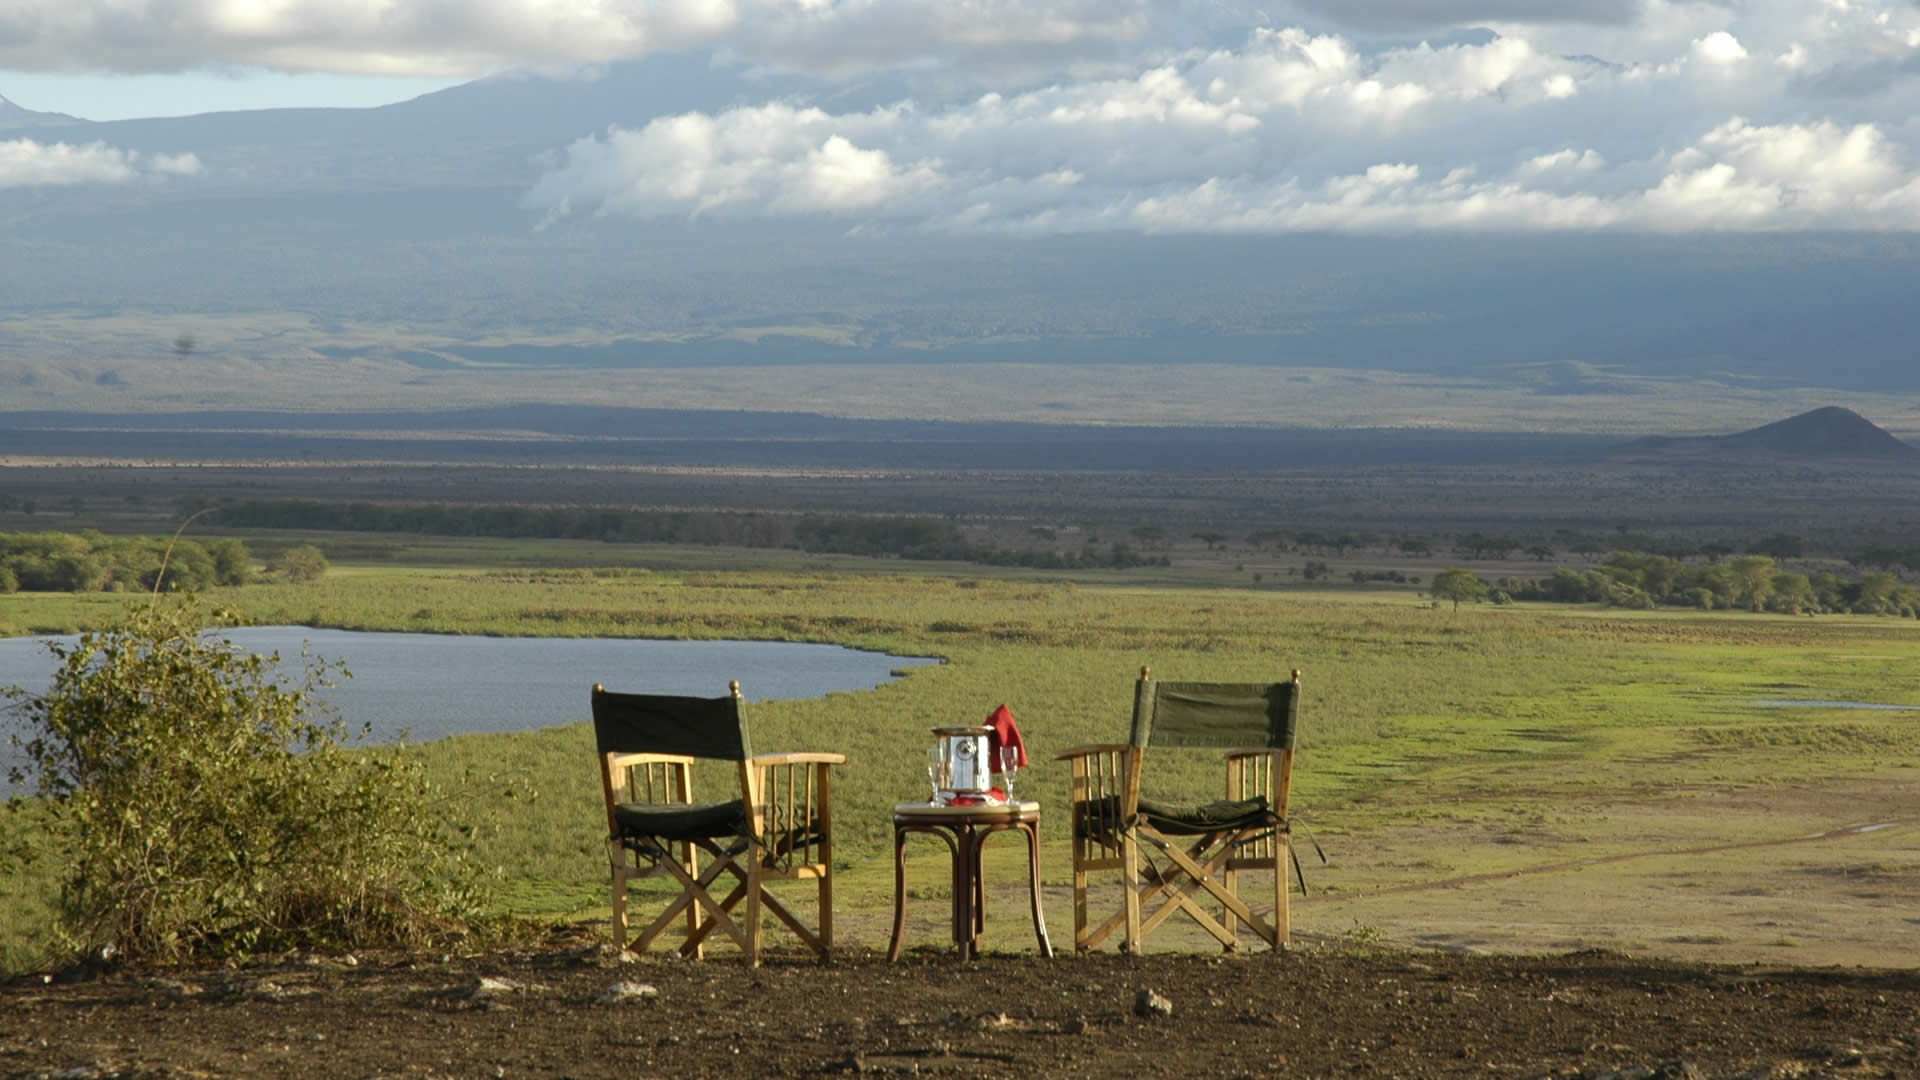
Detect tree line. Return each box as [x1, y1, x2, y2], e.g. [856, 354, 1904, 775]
[1470, 552, 1920, 616]
[0, 531, 253, 594]
[210, 500, 1170, 571]
[0, 532, 330, 594]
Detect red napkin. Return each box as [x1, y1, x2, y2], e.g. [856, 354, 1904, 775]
[984, 704, 1027, 770]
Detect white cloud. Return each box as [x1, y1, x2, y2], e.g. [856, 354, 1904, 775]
[0, 0, 1153, 78]
[522, 5, 1920, 234]
[1693, 31, 1749, 65]
[0, 139, 202, 187]
[1285, 0, 1642, 32]
[18, 0, 1920, 235]
[525, 102, 942, 218]
[150, 152, 204, 176]
[1637, 117, 1916, 226]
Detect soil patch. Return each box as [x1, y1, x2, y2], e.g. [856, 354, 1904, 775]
[7, 938, 1920, 1080]
[9, 778, 1919, 1079]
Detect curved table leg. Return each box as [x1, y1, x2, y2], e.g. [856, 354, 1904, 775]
[1024, 820, 1054, 957]
[953, 824, 975, 960]
[890, 824, 960, 962]
[972, 826, 987, 938]
[892, 810, 1051, 962]
[888, 824, 911, 962]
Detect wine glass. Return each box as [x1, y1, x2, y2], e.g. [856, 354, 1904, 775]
[926, 747, 944, 804]
[999, 746, 1019, 805]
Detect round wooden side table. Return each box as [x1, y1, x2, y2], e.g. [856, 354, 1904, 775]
[888, 801, 1053, 961]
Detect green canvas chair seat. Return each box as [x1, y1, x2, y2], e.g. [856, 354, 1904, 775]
[593, 682, 844, 966]
[1077, 794, 1276, 839]
[1058, 668, 1302, 954]
[616, 799, 826, 860]
[614, 799, 748, 848]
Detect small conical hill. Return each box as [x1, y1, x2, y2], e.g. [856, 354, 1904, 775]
[1608, 407, 1918, 462]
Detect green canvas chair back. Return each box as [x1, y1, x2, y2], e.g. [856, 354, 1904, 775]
[1128, 674, 1300, 751]
[591, 684, 754, 763]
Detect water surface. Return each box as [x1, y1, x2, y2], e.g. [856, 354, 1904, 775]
[1, 628, 935, 788]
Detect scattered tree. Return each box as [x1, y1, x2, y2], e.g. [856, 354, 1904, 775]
[1729, 555, 1777, 612]
[1430, 567, 1490, 611]
[279, 544, 329, 583]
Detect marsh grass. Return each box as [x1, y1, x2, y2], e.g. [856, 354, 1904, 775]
[5, 542, 1919, 967]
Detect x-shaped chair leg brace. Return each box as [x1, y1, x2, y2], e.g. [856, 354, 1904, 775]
[654, 837, 827, 959]
[1134, 827, 1277, 949]
[632, 839, 755, 955]
[1083, 826, 1276, 950]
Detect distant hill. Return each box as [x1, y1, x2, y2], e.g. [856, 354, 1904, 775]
[1613, 407, 1920, 462]
[0, 93, 88, 131]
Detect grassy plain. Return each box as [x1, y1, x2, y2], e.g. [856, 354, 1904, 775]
[5, 541, 1919, 971]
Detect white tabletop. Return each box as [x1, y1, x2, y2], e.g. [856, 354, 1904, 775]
[894, 800, 1040, 816]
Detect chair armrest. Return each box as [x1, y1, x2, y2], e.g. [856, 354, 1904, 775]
[748, 752, 847, 767]
[1055, 742, 1133, 761]
[744, 753, 841, 869]
[600, 752, 699, 837]
[1222, 747, 1286, 761]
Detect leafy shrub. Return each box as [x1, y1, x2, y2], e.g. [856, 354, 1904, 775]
[0, 532, 254, 593]
[3, 599, 489, 964]
[278, 544, 329, 583]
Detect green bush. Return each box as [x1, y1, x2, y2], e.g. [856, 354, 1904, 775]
[0, 532, 255, 593]
[3, 599, 491, 964]
[278, 544, 329, 583]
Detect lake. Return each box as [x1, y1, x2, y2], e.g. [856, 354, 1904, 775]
[0, 628, 937, 789]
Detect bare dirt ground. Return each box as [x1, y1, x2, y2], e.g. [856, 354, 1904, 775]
[7, 778, 1918, 1080]
[8, 939, 1920, 1080]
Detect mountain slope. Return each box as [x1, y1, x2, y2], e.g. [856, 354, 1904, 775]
[1613, 406, 1920, 461]
[0, 93, 88, 131]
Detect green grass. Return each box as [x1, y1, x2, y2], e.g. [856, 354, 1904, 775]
[6, 540, 1920, 969]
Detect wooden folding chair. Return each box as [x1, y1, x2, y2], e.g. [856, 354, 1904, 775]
[1058, 667, 1301, 953]
[592, 681, 844, 966]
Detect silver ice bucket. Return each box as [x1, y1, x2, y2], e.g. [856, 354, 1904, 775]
[931, 725, 994, 799]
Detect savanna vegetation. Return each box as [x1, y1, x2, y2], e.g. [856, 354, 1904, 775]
[5, 535, 1919, 974]
[0, 531, 253, 594]
[1472, 552, 1920, 615]
[212, 500, 1169, 570]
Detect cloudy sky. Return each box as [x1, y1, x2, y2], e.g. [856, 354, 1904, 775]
[7, 0, 1920, 232]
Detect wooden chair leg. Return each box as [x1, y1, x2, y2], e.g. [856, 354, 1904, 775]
[1223, 864, 1240, 952]
[1121, 834, 1142, 954]
[819, 866, 834, 961]
[1274, 840, 1290, 949]
[745, 856, 765, 968]
[1072, 865, 1090, 951]
[609, 858, 629, 953]
[684, 840, 704, 960]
